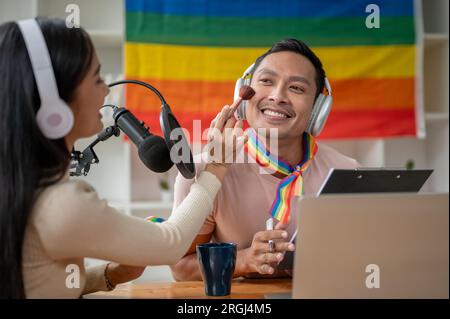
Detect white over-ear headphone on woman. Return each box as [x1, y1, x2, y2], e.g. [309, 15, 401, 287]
[233, 63, 333, 137]
[17, 19, 74, 139]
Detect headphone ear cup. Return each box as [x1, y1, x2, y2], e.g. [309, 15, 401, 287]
[36, 99, 74, 139]
[306, 94, 324, 134]
[306, 94, 332, 137]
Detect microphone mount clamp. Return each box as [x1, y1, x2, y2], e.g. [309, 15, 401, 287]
[70, 125, 120, 177]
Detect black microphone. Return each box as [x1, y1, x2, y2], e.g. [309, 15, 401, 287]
[112, 106, 174, 173]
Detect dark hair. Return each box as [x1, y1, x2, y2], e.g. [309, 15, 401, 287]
[0, 17, 94, 298]
[252, 38, 326, 98]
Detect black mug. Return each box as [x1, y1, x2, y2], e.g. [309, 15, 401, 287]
[196, 242, 237, 296]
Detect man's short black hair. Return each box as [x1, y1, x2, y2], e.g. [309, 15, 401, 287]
[252, 38, 326, 98]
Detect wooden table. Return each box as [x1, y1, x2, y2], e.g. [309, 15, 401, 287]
[86, 278, 292, 299]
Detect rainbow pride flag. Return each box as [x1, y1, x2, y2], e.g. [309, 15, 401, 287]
[124, 0, 423, 140]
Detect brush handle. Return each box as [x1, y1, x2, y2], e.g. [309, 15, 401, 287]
[227, 97, 243, 119]
[266, 218, 275, 252]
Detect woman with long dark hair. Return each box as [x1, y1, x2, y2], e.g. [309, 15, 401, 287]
[0, 17, 243, 298]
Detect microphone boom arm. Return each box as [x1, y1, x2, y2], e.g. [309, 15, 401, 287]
[70, 125, 120, 176]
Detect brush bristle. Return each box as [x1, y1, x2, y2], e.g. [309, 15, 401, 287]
[239, 85, 255, 100]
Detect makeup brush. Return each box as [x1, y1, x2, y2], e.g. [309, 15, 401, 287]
[228, 85, 255, 119]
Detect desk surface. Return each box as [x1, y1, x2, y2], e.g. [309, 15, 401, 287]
[86, 278, 292, 299]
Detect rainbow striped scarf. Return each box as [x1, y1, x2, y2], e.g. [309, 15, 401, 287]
[245, 129, 318, 224]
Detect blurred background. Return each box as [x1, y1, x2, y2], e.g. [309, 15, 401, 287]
[0, 0, 448, 283]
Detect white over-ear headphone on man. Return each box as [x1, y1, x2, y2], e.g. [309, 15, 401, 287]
[233, 63, 333, 137]
[17, 19, 74, 139]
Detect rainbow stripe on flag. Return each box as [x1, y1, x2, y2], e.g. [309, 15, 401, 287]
[125, 0, 423, 140]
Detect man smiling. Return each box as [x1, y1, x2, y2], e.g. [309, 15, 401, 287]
[170, 39, 359, 280]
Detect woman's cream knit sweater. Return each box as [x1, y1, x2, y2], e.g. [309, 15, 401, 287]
[22, 171, 220, 298]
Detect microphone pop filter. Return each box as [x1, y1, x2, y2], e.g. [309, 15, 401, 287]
[160, 106, 196, 179]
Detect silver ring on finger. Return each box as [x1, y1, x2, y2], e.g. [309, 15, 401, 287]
[268, 240, 275, 253]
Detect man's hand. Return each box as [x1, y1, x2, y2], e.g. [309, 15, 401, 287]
[239, 228, 295, 275]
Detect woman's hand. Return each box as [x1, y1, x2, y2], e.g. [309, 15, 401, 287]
[204, 105, 247, 181]
[104, 263, 146, 287]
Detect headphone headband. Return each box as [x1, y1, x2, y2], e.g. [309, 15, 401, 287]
[242, 63, 255, 79]
[323, 77, 332, 95]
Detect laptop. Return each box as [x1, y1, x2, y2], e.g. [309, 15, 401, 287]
[289, 193, 449, 299]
